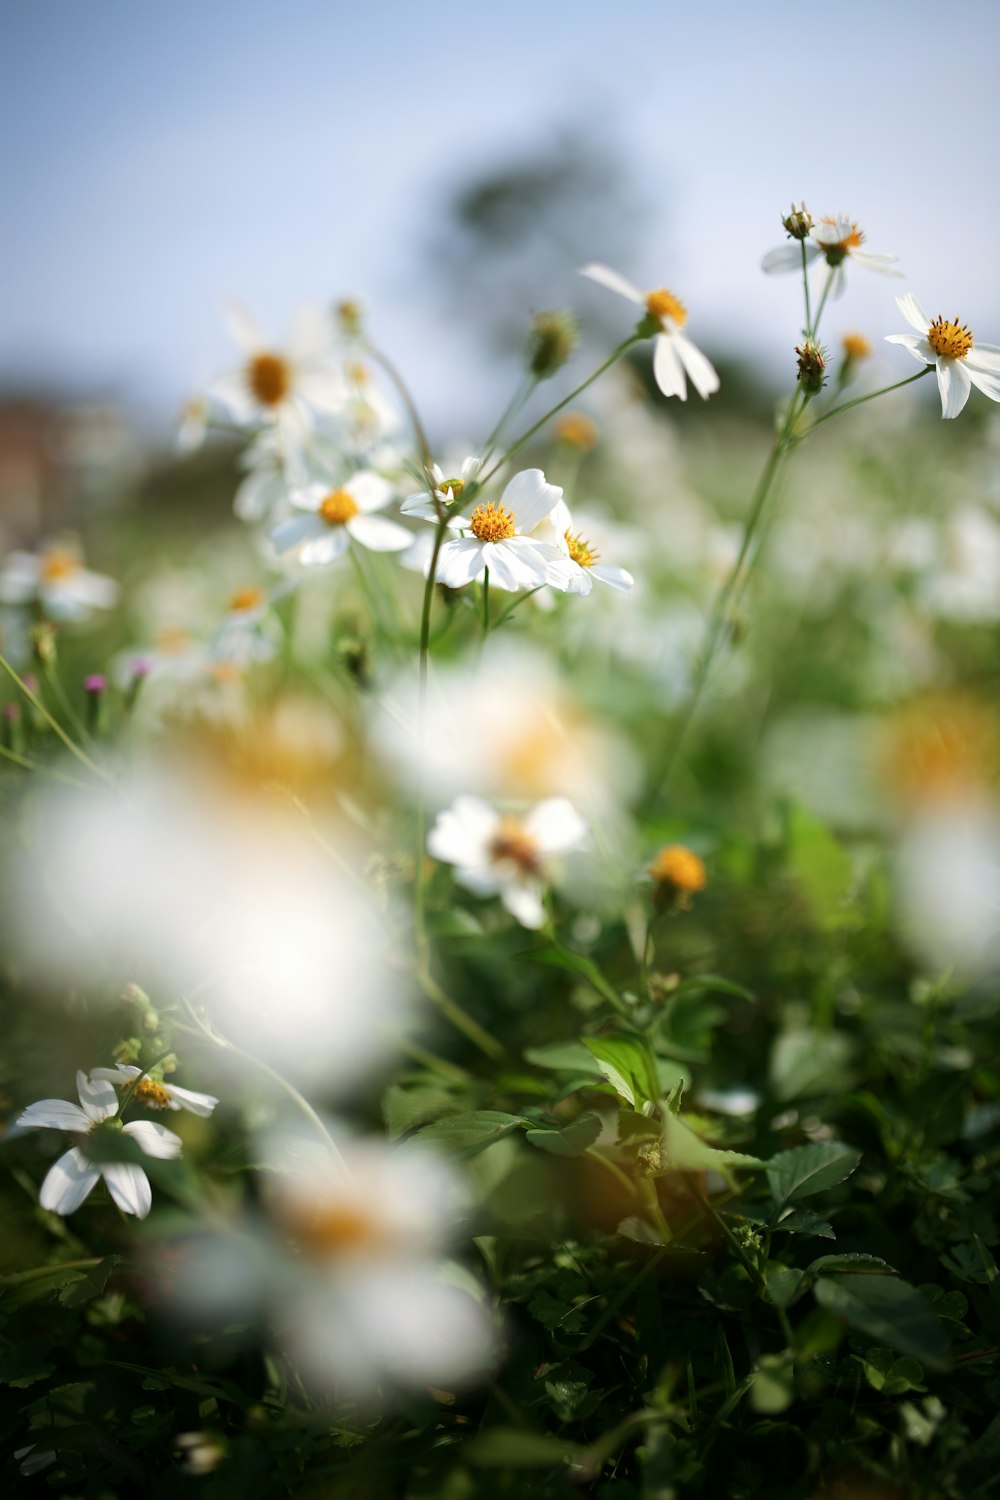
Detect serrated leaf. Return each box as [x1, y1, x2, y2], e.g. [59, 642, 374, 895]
[767, 1267, 805, 1309]
[415, 1110, 525, 1156]
[662, 1113, 765, 1175]
[525, 1112, 602, 1157]
[814, 1275, 950, 1370]
[582, 1037, 658, 1108]
[774, 1208, 836, 1239]
[766, 1141, 862, 1208]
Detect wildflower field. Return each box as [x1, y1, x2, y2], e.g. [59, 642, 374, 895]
[2, 211, 1000, 1499]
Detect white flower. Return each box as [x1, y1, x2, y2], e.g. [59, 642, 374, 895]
[433, 469, 566, 593]
[428, 795, 588, 929]
[400, 456, 482, 519]
[761, 216, 900, 299]
[886, 293, 1000, 419]
[579, 263, 719, 401]
[16, 1070, 182, 1218]
[90, 1063, 219, 1117]
[177, 393, 211, 453]
[210, 304, 344, 442]
[269, 471, 410, 566]
[0, 540, 119, 622]
[546, 497, 634, 596]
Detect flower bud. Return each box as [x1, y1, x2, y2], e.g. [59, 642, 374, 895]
[84, 673, 108, 734]
[795, 340, 827, 395]
[30, 622, 57, 667]
[527, 310, 578, 379]
[781, 202, 813, 240]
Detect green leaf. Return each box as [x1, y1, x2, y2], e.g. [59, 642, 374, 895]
[468, 1427, 585, 1468]
[773, 1208, 836, 1239]
[662, 1113, 765, 1176]
[785, 803, 853, 922]
[583, 1036, 658, 1108]
[770, 1028, 856, 1101]
[671, 973, 755, 1002]
[58, 1255, 120, 1309]
[414, 1110, 525, 1156]
[525, 1112, 603, 1157]
[766, 1141, 862, 1208]
[524, 1040, 603, 1074]
[528, 945, 624, 1008]
[814, 1274, 950, 1370]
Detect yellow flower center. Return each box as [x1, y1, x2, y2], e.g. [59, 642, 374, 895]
[347, 361, 369, 386]
[318, 488, 360, 526]
[565, 529, 598, 568]
[470, 502, 516, 543]
[821, 218, 864, 253]
[284, 1199, 393, 1258]
[227, 585, 267, 613]
[554, 412, 599, 450]
[247, 352, 291, 407]
[39, 548, 80, 584]
[842, 333, 871, 361]
[645, 288, 688, 327]
[439, 478, 465, 502]
[648, 844, 706, 893]
[155, 626, 193, 656]
[927, 316, 974, 361]
[489, 818, 541, 875]
[132, 1077, 173, 1110]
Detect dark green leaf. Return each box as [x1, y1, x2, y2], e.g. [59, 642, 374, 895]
[525, 1111, 603, 1157]
[766, 1141, 862, 1208]
[814, 1275, 950, 1370]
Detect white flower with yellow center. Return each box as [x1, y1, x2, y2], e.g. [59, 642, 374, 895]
[579, 263, 720, 401]
[428, 795, 588, 929]
[433, 469, 566, 592]
[762, 216, 900, 298]
[886, 294, 1000, 419]
[90, 1063, 219, 1117]
[547, 497, 634, 596]
[210, 304, 344, 441]
[16, 1070, 182, 1218]
[400, 456, 482, 519]
[269, 471, 410, 566]
[0, 541, 119, 622]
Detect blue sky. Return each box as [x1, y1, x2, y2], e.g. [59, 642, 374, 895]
[1, 0, 998, 433]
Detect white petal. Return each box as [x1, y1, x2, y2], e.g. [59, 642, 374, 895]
[480, 541, 530, 593]
[225, 301, 265, 354]
[590, 562, 634, 591]
[235, 469, 285, 522]
[502, 882, 546, 929]
[77, 1070, 118, 1121]
[400, 491, 439, 517]
[501, 469, 562, 534]
[967, 366, 1000, 404]
[101, 1161, 152, 1218]
[287, 482, 329, 513]
[851, 250, 902, 274]
[346, 471, 394, 513]
[123, 1120, 184, 1159]
[830, 265, 848, 301]
[652, 335, 687, 400]
[17, 1098, 93, 1132]
[937, 358, 972, 419]
[760, 244, 812, 274]
[525, 797, 588, 854]
[435, 538, 487, 589]
[270, 514, 323, 554]
[347, 514, 413, 552]
[579, 262, 643, 305]
[547, 556, 586, 593]
[502, 538, 555, 587]
[673, 333, 720, 399]
[966, 343, 1000, 375]
[896, 293, 930, 334]
[39, 1148, 101, 1215]
[885, 333, 931, 365]
[428, 796, 498, 867]
[299, 529, 349, 566]
[163, 1083, 219, 1117]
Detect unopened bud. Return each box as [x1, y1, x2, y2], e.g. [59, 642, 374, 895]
[795, 340, 827, 395]
[648, 845, 707, 910]
[528, 310, 578, 379]
[336, 298, 364, 337]
[30, 622, 57, 666]
[83, 673, 108, 734]
[113, 1037, 143, 1065]
[781, 202, 813, 240]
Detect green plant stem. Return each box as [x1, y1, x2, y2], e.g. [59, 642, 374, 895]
[0, 652, 112, 784]
[479, 334, 643, 487]
[0, 1257, 106, 1286]
[792, 365, 933, 441]
[413, 511, 450, 965]
[481, 567, 490, 634]
[41, 662, 94, 750]
[363, 342, 434, 471]
[810, 265, 835, 337]
[584, 1146, 640, 1201]
[480, 373, 537, 467]
[416, 967, 508, 1062]
[690, 1184, 796, 1349]
[490, 585, 544, 631]
[801, 241, 813, 335]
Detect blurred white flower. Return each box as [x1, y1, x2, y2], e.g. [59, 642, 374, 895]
[16, 1070, 182, 1218]
[762, 216, 900, 299]
[270, 470, 410, 566]
[428, 795, 587, 928]
[580, 263, 719, 401]
[90, 1063, 218, 1117]
[401, 456, 482, 519]
[886, 294, 1000, 419]
[210, 304, 343, 443]
[0, 540, 118, 622]
[433, 469, 568, 592]
[894, 806, 1000, 978]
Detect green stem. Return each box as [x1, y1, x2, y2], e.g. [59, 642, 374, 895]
[481, 566, 490, 634]
[690, 1184, 796, 1349]
[479, 334, 643, 487]
[810, 265, 835, 337]
[794, 365, 933, 440]
[42, 662, 94, 750]
[413, 512, 450, 965]
[490, 585, 544, 630]
[0, 652, 112, 784]
[363, 343, 434, 471]
[0, 1257, 105, 1286]
[800, 241, 813, 336]
[416, 967, 507, 1062]
[480, 373, 537, 466]
[584, 1146, 641, 1201]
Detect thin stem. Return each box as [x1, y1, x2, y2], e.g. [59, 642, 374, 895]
[363, 342, 434, 471]
[800, 241, 813, 336]
[810, 265, 835, 337]
[480, 373, 537, 467]
[794, 365, 933, 439]
[413, 513, 450, 964]
[42, 663, 94, 750]
[479, 334, 643, 488]
[0, 1257, 106, 1286]
[416, 966, 507, 1062]
[0, 652, 112, 784]
[490, 585, 544, 630]
[690, 1183, 796, 1349]
[584, 1146, 641, 1201]
[481, 566, 490, 634]
[115, 1048, 178, 1119]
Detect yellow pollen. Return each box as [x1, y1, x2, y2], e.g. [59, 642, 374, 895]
[284, 1200, 392, 1257]
[842, 333, 872, 361]
[132, 1077, 173, 1110]
[565, 529, 598, 568]
[318, 488, 360, 526]
[39, 548, 80, 584]
[554, 412, 599, 450]
[247, 351, 291, 407]
[470, 502, 516, 542]
[228, 585, 267, 613]
[347, 361, 369, 385]
[821, 217, 865, 252]
[927, 316, 974, 361]
[489, 818, 541, 875]
[648, 844, 707, 894]
[645, 288, 688, 327]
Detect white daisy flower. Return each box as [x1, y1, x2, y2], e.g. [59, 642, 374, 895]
[762, 216, 900, 299]
[546, 498, 634, 597]
[210, 304, 344, 442]
[90, 1063, 219, 1117]
[400, 456, 482, 519]
[428, 794, 588, 929]
[16, 1070, 182, 1218]
[269, 471, 410, 567]
[0, 540, 119, 623]
[886, 293, 1000, 420]
[433, 469, 566, 593]
[579, 263, 719, 401]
